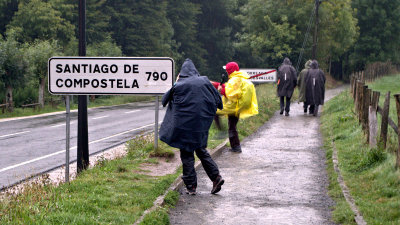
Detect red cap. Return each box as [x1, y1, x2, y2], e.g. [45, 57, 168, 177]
[225, 62, 239, 75]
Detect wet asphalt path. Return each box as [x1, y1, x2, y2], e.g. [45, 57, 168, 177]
[0, 101, 165, 190]
[169, 86, 347, 224]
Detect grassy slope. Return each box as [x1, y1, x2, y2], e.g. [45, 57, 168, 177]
[0, 83, 280, 224]
[321, 74, 400, 224]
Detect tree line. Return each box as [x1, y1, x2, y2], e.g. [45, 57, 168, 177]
[0, 0, 399, 111]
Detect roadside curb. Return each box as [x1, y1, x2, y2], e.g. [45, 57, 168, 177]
[332, 140, 367, 225]
[134, 139, 229, 225]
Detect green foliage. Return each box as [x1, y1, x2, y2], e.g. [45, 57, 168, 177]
[0, 0, 18, 35]
[192, 0, 237, 79]
[351, 0, 400, 69]
[126, 135, 155, 160]
[106, 0, 177, 58]
[87, 36, 123, 56]
[167, 0, 203, 73]
[25, 40, 61, 80]
[163, 190, 179, 207]
[236, 0, 358, 71]
[8, 0, 74, 46]
[0, 30, 26, 88]
[140, 208, 170, 225]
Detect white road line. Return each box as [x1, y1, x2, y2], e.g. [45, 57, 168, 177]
[92, 115, 109, 120]
[124, 110, 140, 114]
[50, 122, 74, 128]
[0, 131, 31, 139]
[0, 123, 159, 173]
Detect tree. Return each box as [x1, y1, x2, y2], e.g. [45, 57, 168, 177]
[106, 0, 177, 58]
[351, 0, 400, 70]
[25, 40, 61, 107]
[87, 36, 123, 57]
[7, 0, 74, 46]
[0, 30, 27, 112]
[0, 0, 18, 36]
[166, 0, 204, 73]
[192, 0, 237, 79]
[235, 0, 298, 68]
[235, 0, 358, 77]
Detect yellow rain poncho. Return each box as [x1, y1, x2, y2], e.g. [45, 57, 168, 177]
[217, 71, 258, 118]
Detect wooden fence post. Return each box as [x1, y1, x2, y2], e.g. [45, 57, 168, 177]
[369, 91, 380, 147]
[350, 75, 354, 95]
[357, 81, 363, 121]
[355, 81, 361, 112]
[364, 88, 371, 139]
[361, 71, 365, 82]
[352, 77, 357, 101]
[380, 92, 391, 149]
[394, 94, 400, 168]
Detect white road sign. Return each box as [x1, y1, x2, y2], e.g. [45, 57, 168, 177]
[48, 57, 174, 95]
[241, 68, 277, 83]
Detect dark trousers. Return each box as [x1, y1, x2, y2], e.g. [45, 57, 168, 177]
[280, 96, 291, 112]
[303, 102, 309, 112]
[180, 148, 220, 187]
[214, 115, 222, 130]
[309, 105, 319, 115]
[228, 115, 240, 148]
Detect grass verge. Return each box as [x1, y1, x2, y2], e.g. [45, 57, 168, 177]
[321, 88, 400, 224]
[0, 83, 280, 224]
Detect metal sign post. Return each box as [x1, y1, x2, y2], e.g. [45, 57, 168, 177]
[154, 96, 159, 151]
[65, 95, 70, 182]
[77, 0, 88, 173]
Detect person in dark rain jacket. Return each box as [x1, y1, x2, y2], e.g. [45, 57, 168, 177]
[297, 59, 312, 113]
[304, 60, 326, 116]
[277, 57, 297, 116]
[159, 58, 225, 195]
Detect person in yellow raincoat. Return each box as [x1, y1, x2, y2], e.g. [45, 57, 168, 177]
[216, 62, 258, 152]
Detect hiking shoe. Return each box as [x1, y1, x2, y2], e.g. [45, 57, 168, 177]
[285, 111, 289, 116]
[211, 175, 224, 194]
[230, 145, 242, 153]
[279, 109, 284, 115]
[185, 185, 196, 195]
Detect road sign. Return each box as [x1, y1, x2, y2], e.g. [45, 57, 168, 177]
[241, 68, 277, 83]
[48, 57, 174, 95]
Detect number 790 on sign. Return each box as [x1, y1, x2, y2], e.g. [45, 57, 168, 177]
[146, 72, 168, 81]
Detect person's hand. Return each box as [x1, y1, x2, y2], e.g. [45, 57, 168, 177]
[218, 84, 222, 92]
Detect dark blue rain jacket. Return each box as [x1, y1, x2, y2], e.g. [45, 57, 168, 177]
[159, 59, 223, 152]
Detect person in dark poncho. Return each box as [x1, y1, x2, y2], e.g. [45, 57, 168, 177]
[304, 60, 326, 116]
[297, 59, 312, 113]
[159, 58, 225, 195]
[277, 57, 297, 116]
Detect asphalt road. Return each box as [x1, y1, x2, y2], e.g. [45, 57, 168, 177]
[0, 100, 165, 190]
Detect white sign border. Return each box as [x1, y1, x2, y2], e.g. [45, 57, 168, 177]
[48, 57, 175, 95]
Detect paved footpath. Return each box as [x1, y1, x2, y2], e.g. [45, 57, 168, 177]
[169, 86, 346, 225]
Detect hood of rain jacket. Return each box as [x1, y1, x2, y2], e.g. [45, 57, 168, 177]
[159, 59, 223, 152]
[277, 58, 297, 98]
